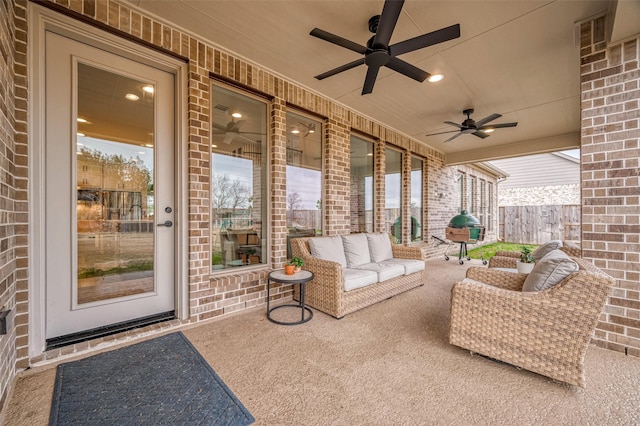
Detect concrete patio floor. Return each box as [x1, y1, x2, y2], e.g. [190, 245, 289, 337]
[3, 259, 640, 425]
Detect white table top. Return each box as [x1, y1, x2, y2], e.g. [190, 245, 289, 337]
[269, 269, 313, 283]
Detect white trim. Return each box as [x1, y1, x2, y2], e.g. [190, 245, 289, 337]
[28, 3, 188, 358]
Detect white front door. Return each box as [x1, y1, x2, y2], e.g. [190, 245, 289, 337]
[44, 31, 176, 341]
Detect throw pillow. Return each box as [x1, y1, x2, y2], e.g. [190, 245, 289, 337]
[366, 233, 394, 263]
[342, 234, 371, 267]
[531, 239, 563, 261]
[522, 249, 579, 292]
[308, 236, 347, 268]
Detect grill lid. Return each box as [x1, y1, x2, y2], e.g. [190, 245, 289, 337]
[448, 210, 480, 228]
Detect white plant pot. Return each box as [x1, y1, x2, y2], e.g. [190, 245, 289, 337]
[517, 261, 535, 274]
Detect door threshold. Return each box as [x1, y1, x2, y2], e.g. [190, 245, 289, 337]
[46, 311, 175, 350]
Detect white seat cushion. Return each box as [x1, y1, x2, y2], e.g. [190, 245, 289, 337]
[343, 268, 378, 291]
[342, 234, 371, 267]
[381, 258, 425, 275]
[356, 263, 405, 282]
[308, 236, 347, 268]
[366, 233, 393, 263]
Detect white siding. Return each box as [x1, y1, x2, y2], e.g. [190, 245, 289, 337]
[489, 153, 579, 188]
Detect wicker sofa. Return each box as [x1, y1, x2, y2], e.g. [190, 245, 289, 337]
[449, 255, 615, 387]
[290, 233, 426, 319]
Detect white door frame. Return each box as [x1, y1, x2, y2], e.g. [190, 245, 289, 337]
[28, 4, 189, 358]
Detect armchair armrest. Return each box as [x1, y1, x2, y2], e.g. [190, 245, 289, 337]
[466, 267, 526, 291]
[488, 255, 519, 269]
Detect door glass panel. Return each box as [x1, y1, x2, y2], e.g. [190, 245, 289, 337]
[350, 136, 374, 233]
[76, 63, 155, 304]
[385, 148, 402, 243]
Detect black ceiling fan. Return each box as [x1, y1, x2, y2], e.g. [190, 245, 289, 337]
[426, 109, 518, 143]
[310, 0, 460, 95]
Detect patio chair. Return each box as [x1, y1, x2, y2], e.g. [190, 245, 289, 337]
[449, 255, 615, 387]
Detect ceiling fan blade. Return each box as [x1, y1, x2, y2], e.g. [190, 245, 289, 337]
[385, 57, 428, 82]
[222, 133, 234, 144]
[480, 122, 518, 129]
[472, 131, 490, 139]
[443, 132, 463, 143]
[390, 23, 461, 56]
[310, 28, 367, 54]
[362, 65, 381, 95]
[444, 121, 465, 129]
[474, 113, 501, 127]
[372, 0, 404, 47]
[315, 58, 366, 80]
[425, 129, 459, 136]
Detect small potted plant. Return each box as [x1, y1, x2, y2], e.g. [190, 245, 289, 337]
[517, 246, 535, 273]
[285, 257, 304, 275]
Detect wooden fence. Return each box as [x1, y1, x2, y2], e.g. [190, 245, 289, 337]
[499, 205, 580, 244]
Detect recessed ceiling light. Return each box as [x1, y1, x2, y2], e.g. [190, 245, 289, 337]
[143, 85, 154, 94]
[484, 128, 495, 133]
[231, 112, 243, 118]
[291, 129, 300, 134]
[125, 93, 140, 101]
[144, 144, 154, 148]
[76, 118, 88, 123]
[367, 153, 373, 156]
[212, 144, 218, 148]
[77, 133, 85, 137]
[427, 74, 444, 83]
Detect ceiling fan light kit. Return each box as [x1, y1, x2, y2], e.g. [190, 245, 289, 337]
[426, 108, 518, 143]
[310, 0, 460, 95]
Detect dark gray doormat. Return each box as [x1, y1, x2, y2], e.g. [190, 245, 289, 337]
[49, 332, 255, 425]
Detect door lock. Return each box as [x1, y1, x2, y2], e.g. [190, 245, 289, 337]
[157, 220, 173, 228]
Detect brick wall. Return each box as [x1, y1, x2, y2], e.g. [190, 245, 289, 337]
[581, 16, 640, 356]
[0, 0, 29, 410]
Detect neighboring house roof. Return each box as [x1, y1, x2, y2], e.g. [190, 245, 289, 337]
[488, 152, 579, 189]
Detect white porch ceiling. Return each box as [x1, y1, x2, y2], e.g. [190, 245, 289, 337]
[123, 0, 635, 164]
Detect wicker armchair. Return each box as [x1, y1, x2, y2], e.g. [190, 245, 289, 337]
[490, 241, 582, 268]
[449, 257, 615, 387]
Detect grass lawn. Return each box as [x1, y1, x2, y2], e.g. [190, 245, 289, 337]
[466, 242, 538, 260]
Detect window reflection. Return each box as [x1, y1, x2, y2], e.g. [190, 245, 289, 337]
[211, 84, 267, 271]
[386, 148, 403, 243]
[410, 157, 423, 242]
[350, 136, 374, 233]
[286, 111, 323, 258]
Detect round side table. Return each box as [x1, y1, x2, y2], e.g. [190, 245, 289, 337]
[267, 269, 314, 325]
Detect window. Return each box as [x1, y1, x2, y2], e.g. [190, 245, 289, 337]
[350, 136, 374, 233]
[286, 111, 323, 258]
[467, 175, 476, 214]
[488, 182, 494, 231]
[385, 147, 403, 243]
[456, 172, 464, 213]
[410, 157, 423, 242]
[210, 84, 268, 271]
[479, 179, 486, 226]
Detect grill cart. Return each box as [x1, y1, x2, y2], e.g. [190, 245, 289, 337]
[444, 210, 487, 265]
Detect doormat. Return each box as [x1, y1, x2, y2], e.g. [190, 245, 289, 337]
[49, 332, 255, 425]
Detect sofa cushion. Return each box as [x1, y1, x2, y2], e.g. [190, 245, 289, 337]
[522, 250, 579, 292]
[308, 236, 347, 268]
[366, 233, 394, 262]
[342, 234, 371, 267]
[356, 263, 405, 282]
[343, 268, 378, 291]
[382, 258, 425, 275]
[531, 240, 563, 261]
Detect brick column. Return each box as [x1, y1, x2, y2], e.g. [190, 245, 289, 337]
[580, 15, 640, 356]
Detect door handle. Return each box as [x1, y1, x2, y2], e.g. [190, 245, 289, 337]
[157, 220, 173, 228]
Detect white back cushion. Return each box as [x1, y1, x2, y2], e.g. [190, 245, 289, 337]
[342, 234, 371, 267]
[366, 233, 394, 262]
[308, 236, 347, 268]
[522, 249, 579, 292]
[531, 240, 563, 261]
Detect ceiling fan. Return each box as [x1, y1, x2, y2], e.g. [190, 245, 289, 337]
[310, 0, 460, 95]
[426, 109, 518, 143]
[212, 118, 264, 144]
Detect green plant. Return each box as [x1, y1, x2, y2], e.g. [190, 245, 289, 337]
[519, 246, 535, 263]
[288, 257, 304, 268]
